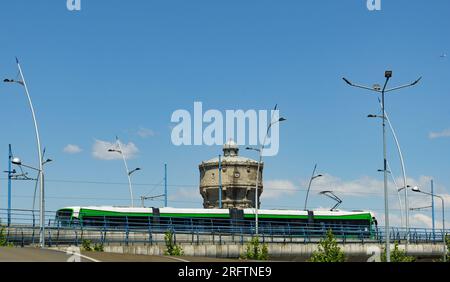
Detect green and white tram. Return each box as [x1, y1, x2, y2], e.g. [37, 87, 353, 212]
[55, 206, 377, 237]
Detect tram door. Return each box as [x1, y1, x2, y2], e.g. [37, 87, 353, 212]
[229, 208, 244, 233]
[152, 208, 160, 227]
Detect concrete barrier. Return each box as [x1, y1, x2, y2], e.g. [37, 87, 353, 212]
[99, 242, 444, 262]
[6, 226, 446, 261]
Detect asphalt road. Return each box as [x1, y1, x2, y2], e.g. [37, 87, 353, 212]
[0, 247, 93, 262]
[0, 247, 241, 262]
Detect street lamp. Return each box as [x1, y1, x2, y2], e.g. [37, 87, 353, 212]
[4, 58, 46, 248]
[411, 186, 447, 262]
[246, 105, 286, 235]
[128, 167, 142, 176]
[343, 71, 421, 262]
[11, 156, 52, 226]
[304, 164, 323, 210]
[12, 157, 52, 170]
[108, 137, 139, 207]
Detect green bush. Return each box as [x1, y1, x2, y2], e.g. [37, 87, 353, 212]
[309, 229, 345, 262]
[240, 236, 269, 261]
[94, 243, 104, 252]
[445, 234, 449, 262]
[381, 242, 415, 262]
[82, 239, 93, 251]
[0, 226, 8, 246]
[81, 239, 104, 252]
[164, 230, 184, 256]
[0, 226, 13, 247]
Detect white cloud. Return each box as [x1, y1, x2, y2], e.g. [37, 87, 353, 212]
[429, 129, 450, 139]
[411, 213, 433, 228]
[63, 144, 83, 154]
[305, 174, 384, 197]
[137, 127, 156, 138]
[169, 187, 203, 202]
[262, 180, 297, 199]
[92, 139, 139, 160]
[406, 213, 450, 229]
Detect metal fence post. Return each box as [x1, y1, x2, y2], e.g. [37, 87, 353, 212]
[125, 216, 129, 246]
[147, 216, 153, 245]
[197, 228, 199, 245]
[240, 227, 243, 245]
[56, 224, 60, 247]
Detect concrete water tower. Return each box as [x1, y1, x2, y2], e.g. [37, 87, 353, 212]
[199, 140, 263, 209]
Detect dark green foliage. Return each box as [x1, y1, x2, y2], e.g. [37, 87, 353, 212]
[309, 229, 345, 262]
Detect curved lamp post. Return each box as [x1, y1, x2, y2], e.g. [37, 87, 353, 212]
[108, 137, 140, 207]
[4, 58, 46, 248]
[411, 186, 446, 262]
[385, 161, 405, 228]
[368, 108, 410, 244]
[343, 71, 421, 262]
[246, 105, 286, 235]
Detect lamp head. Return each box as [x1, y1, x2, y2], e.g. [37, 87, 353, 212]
[412, 77, 422, 86]
[411, 186, 421, 192]
[11, 157, 22, 165]
[373, 84, 381, 91]
[279, 117, 287, 122]
[342, 77, 352, 85]
[385, 71, 393, 78]
[312, 174, 323, 180]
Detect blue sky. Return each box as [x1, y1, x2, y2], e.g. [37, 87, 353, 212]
[0, 1, 449, 228]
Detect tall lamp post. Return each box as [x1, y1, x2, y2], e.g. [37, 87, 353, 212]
[343, 71, 421, 262]
[108, 136, 140, 207]
[4, 58, 46, 248]
[246, 106, 286, 235]
[304, 164, 323, 210]
[411, 186, 446, 262]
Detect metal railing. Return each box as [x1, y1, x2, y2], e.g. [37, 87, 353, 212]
[1, 209, 448, 247]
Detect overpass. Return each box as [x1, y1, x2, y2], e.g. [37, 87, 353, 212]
[2, 225, 447, 261]
[1, 208, 447, 261]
